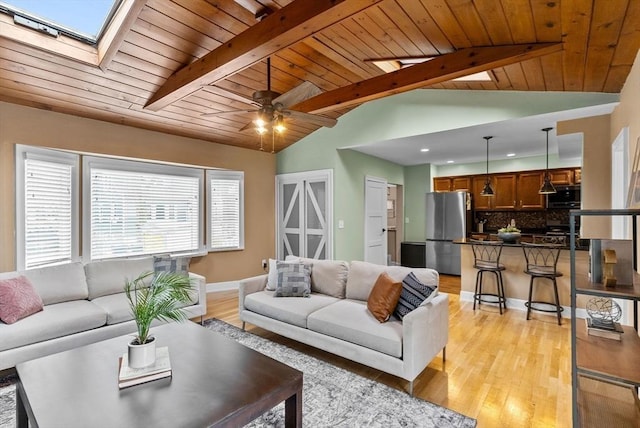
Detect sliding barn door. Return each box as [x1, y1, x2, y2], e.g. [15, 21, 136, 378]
[276, 170, 333, 260]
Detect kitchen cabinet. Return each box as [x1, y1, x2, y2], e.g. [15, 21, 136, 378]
[517, 171, 545, 209]
[569, 209, 640, 427]
[550, 169, 574, 185]
[574, 168, 581, 184]
[452, 177, 471, 191]
[433, 177, 451, 192]
[472, 176, 493, 210]
[493, 174, 517, 209]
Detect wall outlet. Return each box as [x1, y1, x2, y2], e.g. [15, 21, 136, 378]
[261, 259, 267, 270]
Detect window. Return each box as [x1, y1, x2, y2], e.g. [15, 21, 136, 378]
[16, 145, 79, 270]
[207, 170, 244, 251]
[84, 157, 204, 260]
[0, 0, 122, 43]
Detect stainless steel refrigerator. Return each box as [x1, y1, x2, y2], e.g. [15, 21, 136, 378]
[425, 192, 467, 275]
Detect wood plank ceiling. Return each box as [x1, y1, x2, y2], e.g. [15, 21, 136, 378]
[0, 0, 638, 152]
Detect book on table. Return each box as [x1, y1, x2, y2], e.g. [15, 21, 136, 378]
[585, 318, 624, 341]
[118, 346, 172, 389]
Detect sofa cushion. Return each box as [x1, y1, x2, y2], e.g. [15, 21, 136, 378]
[345, 261, 439, 301]
[307, 299, 403, 358]
[0, 300, 106, 351]
[244, 291, 339, 328]
[274, 262, 311, 297]
[393, 272, 439, 320]
[367, 272, 402, 322]
[90, 293, 135, 325]
[85, 257, 154, 299]
[21, 262, 89, 305]
[0, 276, 44, 324]
[297, 257, 348, 298]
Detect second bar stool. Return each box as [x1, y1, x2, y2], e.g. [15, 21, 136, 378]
[521, 242, 563, 325]
[470, 240, 507, 314]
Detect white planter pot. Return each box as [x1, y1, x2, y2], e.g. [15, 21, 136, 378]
[128, 337, 156, 368]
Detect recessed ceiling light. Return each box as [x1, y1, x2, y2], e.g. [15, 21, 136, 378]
[507, 153, 516, 157]
[446, 160, 454, 164]
[420, 148, 430, 152]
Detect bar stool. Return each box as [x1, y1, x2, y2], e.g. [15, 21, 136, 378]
[470, 240, 507, 314]
[521, 243, 563, 325]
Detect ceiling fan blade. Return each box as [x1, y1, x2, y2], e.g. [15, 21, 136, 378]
[200, 85, 258, 106]
[273, 81, 323, 108]
[201, 109, 255, 117]
[283, 110, 337, 128]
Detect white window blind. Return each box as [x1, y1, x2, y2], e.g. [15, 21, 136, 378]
[16, 146, 79, 270]
[87, 159, 203, 260]
[207, 170, 244, 251]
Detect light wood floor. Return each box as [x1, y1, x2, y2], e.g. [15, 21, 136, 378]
[205, 275, 571, 428]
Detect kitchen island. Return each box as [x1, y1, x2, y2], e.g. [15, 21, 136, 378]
[454, 238, 591, 316]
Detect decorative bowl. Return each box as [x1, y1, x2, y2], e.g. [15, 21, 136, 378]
[497, 231, 521, 243]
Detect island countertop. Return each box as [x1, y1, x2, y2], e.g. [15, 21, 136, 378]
[455, 240, 591, 312]
[453, 237, 590, 251]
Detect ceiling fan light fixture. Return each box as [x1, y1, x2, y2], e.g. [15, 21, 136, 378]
[274, 115, 286, 134]
[255, 125, 268, 135]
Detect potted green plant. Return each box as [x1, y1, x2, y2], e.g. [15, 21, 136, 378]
[497, 225, 522, 243]
[124, 271, 194, 368]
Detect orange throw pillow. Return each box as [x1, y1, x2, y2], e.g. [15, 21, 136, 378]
[367, 272, 402, 322]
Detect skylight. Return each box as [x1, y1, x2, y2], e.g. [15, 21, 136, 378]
[0, 0, 121, 43]
[370, 57, 493, 82]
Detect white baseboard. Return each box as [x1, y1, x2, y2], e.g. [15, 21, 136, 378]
[459, 291, 588, 319]
[206, 281, 240, 293]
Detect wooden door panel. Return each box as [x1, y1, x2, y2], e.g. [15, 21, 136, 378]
[433, 177, 451, 192]
[518, 172, 545, 209]
[550, 169, 574, 185]
[452, 177, 471, 191]
[493, 174, 517, 209]
[472, 176, 493, 210]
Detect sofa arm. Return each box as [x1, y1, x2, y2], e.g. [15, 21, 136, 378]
[238, 274, 267, 313]
[188, 272, 207, 312]
[401, 292, 449, 381]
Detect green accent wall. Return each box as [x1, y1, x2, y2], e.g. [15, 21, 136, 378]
[277, 89, 619, 261]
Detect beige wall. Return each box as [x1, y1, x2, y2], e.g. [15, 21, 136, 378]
[611, 49, 640, 167]
[0, 102, 276, 282]
[557, 114, 612, 238]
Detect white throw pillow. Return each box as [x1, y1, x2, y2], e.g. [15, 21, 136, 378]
[266, 257, 300, 290]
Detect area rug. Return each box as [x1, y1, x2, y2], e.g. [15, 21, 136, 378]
[0, 319, 476, 428]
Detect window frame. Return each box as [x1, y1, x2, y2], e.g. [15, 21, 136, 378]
[206, 170, 245, 252]
[83, 156, 206, 261]
[15, 145, 80, 270]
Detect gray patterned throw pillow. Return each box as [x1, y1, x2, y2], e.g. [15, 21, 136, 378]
[393, 272, 438, 320]
[274, 262, 311, 297]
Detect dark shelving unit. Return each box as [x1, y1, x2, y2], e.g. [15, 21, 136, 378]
[570, 209, 640, 427]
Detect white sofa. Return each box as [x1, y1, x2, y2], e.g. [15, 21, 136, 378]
[0, 257, 206, 371]
[239, 259, 448, 394]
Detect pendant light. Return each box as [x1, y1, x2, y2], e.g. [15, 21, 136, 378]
[480, 136, 494, 196]
[539, 127, 557, 194]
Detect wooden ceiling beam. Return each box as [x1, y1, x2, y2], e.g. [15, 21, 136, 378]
[291, 43, 563, 114]
[144, 0, 384, 111]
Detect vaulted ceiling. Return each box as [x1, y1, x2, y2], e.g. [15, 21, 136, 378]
[0, 0, 638, 152]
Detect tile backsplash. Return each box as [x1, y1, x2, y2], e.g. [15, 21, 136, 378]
[474, 210, 569, 232]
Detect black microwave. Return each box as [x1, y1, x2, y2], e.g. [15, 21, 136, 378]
[547, 185, 581, 208]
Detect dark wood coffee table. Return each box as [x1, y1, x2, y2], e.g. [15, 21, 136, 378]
[15, 322, 302, 427]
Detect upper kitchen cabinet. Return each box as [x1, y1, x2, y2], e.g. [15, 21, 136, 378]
[452, 177, 471, 191]
[517, 172, 545, 209]
[433, 177, 451, 192]
[574, 169, 581, 184]
[549, 169, 574, 185]
[472, 176, 493, 210]
[493, 174, 517, 209]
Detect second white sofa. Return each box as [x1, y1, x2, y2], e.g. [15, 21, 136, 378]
[239, 259, 448, 394]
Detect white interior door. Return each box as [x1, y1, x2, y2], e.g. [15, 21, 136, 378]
[364, 176, 388, 265]
[276, 170, 332, 259]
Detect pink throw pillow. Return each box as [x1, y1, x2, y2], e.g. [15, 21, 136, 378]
[0, 276, 44, 324]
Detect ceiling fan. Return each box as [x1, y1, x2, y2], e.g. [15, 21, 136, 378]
[201, 58, 337, 133]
